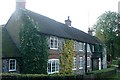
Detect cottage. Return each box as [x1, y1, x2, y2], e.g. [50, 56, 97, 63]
[1, 0, 107, 74]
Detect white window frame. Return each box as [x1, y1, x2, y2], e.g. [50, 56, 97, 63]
[47, 59, 59, 74]
[79, 57, 83, 69]
[73, 57, 76, 70]
[87, 44, 91, 52]
[79, 42, 84, 52]
[92, 45, 95, 52]
[9, 59, 16, 71]
[87, 57, 91, 67]
[73, 41, 76, 51]
[50, 36, 58, 50]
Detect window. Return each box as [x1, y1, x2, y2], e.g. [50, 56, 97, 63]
[50, 36, 58, 50]
[73, 57, 76, 70]
[73, 41, 76, 51]
[9, 59, 16, 71]
[79, 42, 84, 51]
[87, 57, 90, 67]
[48, 59, 59, 74]
[87, 44, 91, 52]
[79, 57, 83, 69]
[92, 45, 95, 52]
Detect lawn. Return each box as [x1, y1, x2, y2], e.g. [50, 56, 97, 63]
[112, 72, 120, 78]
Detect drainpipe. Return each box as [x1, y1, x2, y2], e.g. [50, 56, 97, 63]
[85, 43, 87, 73]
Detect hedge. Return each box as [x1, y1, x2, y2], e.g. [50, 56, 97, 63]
[86, 67, 117, 78]
[1, 68, 117, 80]
[1, 73, 84, 80]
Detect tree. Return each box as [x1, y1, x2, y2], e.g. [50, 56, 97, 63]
[19, 10, 49, 74]
[94, 11, 120, 59]
[60, 39, 74, 74]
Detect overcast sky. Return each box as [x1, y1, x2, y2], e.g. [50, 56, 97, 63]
[0, 0, 119, 32]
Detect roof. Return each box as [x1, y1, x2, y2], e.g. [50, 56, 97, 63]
[2, 27, 20, 58]
[25, 10, 101, 44]
[2, 9, 102, 58]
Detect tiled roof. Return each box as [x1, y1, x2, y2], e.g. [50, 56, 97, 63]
[25, 10, 101, 44]
[2, 27, 20, 58]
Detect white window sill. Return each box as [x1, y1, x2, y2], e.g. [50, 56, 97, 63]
[79, 67, 83, 69]
[50, 48, 58, 50]
[48, 71, 59, 74]
[72, 68, 77, 70]
[87, 66, 90, 68]
[79, 50, 84, 52]
[9, 69, 16, 72]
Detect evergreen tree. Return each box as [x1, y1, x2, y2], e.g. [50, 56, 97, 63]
[60, 39, 74, 74]
[19, 10, 49, 74]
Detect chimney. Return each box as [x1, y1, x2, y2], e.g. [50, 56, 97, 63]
[65, 16, 72, 26]
[16, 0, 26, 10]
[118, 1, 120, 13]
[88, 28, 93, 36]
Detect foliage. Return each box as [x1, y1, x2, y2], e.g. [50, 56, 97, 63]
[118, 60, 120, 69]
[1, 73, 83, 80]
[19, 10, 49, 74]
[60, 39, 74, 74]
[86, 67, 117, 79]
[94, 11, 120, 58]
[89, 67, 116, 74]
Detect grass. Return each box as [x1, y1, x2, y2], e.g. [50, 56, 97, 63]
[112, 60, 118, 65]
[107, 73, 120, 80]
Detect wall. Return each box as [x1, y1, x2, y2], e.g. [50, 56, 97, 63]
[2, 59, 20, 73]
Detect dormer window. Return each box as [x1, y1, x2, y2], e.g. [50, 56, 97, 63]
[50, 36, 58, 50]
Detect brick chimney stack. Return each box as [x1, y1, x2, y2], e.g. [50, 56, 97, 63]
[16, 0, 26, 10]
[118, 1, 120, 13]
[65, 16, 72, 26]
[88, 28, 93, 36]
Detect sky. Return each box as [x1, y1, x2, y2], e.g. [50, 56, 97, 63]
[0, 0, 119, 32]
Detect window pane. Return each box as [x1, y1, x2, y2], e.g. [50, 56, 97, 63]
[50, 40, 53, 48]
[55, 40, 57, 48]
[9, 59, 16, 71]
[56, 60, 59, 71]
[48, 61, 51, 73]
[52, 61, 55, 72]
[50, 36, 58, 49]
[48, 59, 59, 74]
[80, 57, 83, 68]
[87, 57, 90, 67]
[73, 57, 76, 69]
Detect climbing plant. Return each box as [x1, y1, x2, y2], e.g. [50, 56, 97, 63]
[19, 10, 49, 74]
[60, 39, 74, 74]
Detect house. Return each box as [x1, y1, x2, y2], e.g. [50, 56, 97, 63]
[2, 0, 107, 74]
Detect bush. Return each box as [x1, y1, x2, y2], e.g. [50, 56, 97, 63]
[1, 68, 117, 80]
[1, 73, 84, 80]
[86, 67, 116, 78]
[118, 60, 120, 69]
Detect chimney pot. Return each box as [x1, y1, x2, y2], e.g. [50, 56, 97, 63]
[88, 27, 93, 36]
[65, 16, 72, 26]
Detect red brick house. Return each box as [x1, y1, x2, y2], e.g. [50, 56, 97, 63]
[1, 0, 107, 74]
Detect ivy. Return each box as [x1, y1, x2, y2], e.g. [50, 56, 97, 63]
[60, 39, 74, 74]
[19, 10, 49, 74]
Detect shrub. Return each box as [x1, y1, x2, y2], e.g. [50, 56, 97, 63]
[118, 60, 120, 69]
[1, 73, 83, 80]
[86, 67, 116, 78]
